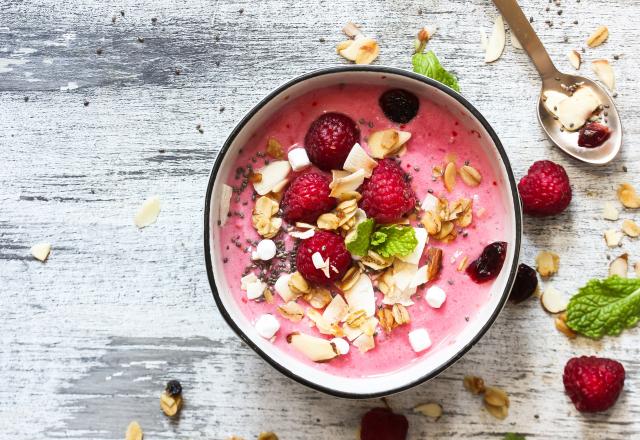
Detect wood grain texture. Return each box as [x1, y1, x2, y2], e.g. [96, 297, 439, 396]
[1, 0, 640, 438]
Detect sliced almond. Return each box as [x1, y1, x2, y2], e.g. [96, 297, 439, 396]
[484, 15, 506, 63]
[459, 165, 482, 187]
[134, 195, 161, 228]
[542, 90, 568, 118]
[160, 392, 183, 417]
[391, 304, 410, 325]
[604, 229, 623, 247]
[317, 213, 340, 230]
[367, 129, 411, 159]
[277, 301, 305, 322]
[541, 285, 569, 313]
[618, 183, 640, 208]
[343, 273, 376, 317]
[414, 402, 443, 419]
[602, 202, 620, 221]
[568, 50, 582, 70]
[609, 253, 628, 277]
[592, 59, 615, 92]
[586, 26, 609, 48]
[377, 307, 396, 333]
[622, 219, 640, 237]
[536, 250, 560, 277]
[287, 332, 338, 362]
[125, 421, 143, 440]
[555, 313, 577, 339]
[360, 250, 394, 271]
[335, 266, 362, 291]
[288, 271, 310, 295]
[252, 161, 291, 196]
[443, 162, 456, 192]
[30, 242, 52, 262]
[343, 142, 378, 178]
[338, 37, 380, 65]
[219, 184, 233, 226]
[307, 308, 343, 336]
[322, 294, 349, 323]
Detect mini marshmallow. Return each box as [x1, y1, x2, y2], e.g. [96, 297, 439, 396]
[409, 328, 432, 352]
[331, 337, 350, 355]
[274, 273, 296, 302]
[246, 279, 267, 300]
[255, 314, 280, 339]
[254, 239, 277, 261]
[288, 147, 311, 171]
[425, 285, 447, 308]
[421, 193, 439, 212]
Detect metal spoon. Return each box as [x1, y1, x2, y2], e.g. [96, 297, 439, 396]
[493, 0, 622, 164]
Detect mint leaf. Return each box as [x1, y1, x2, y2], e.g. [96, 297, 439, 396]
[345, 219, 375, 257]
[566, 276, 640, 339]
[412, 51, 460, 92]
[370, 225, 417, 258]
[370, 231, 387, 246]
[504, 434, 526, 440]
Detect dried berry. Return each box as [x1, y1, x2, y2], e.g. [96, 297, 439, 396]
[165, 379, 182, 396]
[509, 263, 538, 303]
[578, 121, 611, 148]
[360, 407, 408, 440]
[466, 241, 507, 283]
[379, 89, 420, 124]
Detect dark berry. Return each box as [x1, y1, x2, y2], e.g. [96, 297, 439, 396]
[304, 112, 360, 171]
[578, 121, 611, 148]
[296, 231, 351, 284]
[281, 172, 337, 223]
[466, 241, 507, 283]
[360, 407, 408, 440]
[379, 89, 420, 124]
[359, 159, 417, 223]
[165, 380, 182, 396]
[509, 263, 538, 303]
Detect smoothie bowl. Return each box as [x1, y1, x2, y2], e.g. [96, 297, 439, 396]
[204, 66, 522, 398]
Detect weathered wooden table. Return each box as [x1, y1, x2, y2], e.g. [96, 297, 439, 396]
[2, 0, 639, 438]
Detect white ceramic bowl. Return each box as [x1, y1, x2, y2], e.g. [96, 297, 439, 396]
[204, 66, 522, 398]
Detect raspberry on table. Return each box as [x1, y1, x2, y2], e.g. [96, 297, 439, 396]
[304, 112, 360, 171]
[281, 172, 337, 224]
[518, 160, 572, 216]
[563, 356, 625, 413]
[359, 158, 417, 223]
[296, 230, 352, 285]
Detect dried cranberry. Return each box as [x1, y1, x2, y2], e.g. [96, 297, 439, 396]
[466, 241, 507, 283]
[379, 89, 420, 124]
[509, 263, 538, 303]
[578, 122, 611, 148]
[360, 407, 408, 440]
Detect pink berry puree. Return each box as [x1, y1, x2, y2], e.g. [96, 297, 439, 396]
[217, 83, 508, 378]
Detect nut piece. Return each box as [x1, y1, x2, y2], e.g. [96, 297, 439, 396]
[377, 307, 396, 333]
[335, 266, 362, 291]
[303, 287, 333, 309]
[252, 196, 281, 238]
[602, 202, 620, 221]
[604, 229, 623, 247]
[591, 59, 615, 92]
[443, 161, 457, 192]
[391, 304, 410, 325]
[622, 219, 640, 237]
[568, 50, 582, 70]
[414, 402, 443, 419]
[541, 285, 569, 313]
[277, 301, 305, 322]
[609, 253, 629, 277]
[266, 138, 284, 159]
[288, 271, 310, 295]
[618, 183, 640, 208]
[463, 375, 486, 395]
[426, 247, 443, 281]
[286, 332, 338, 362]
[367, 129, 411, 159]
[536, 250, 560, 277]
[160, 391, 183, 417]
[31, 242, 52, 262]
[483, 386, 509, 420]
[337, 22, 379, 65]
[346, 309, 367, 328]
[586, 25, 609, 48]
[459, 165, 482, 187]
[257, 433, 279, 440]
[134, 195, 161, 228]
[555, 312, 577, 339]
[317, 213, 340, 230]
[125, 421, 143, 440]
[484, 15, 506, 63]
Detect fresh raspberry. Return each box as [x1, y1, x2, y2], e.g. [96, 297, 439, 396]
[304, 112, 360, 171]
[359, 159, 417, 223]
[518, 160, 572, 216]
[281, 172, 337, 224]
[563, 356, 625, 413]
[296, 231, 352, 285]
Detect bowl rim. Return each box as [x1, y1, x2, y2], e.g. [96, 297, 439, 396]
[203, 65, 522, 399]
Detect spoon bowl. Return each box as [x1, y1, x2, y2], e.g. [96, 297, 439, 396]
[494, 0, 622, 164]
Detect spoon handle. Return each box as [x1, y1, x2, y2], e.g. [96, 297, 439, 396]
[492, 0, 559, 79]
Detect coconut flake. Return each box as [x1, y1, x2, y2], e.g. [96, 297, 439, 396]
[219, 184, 233, 226]
[343, 143, 378, 178]
[30, 242, 52, 262]
[323, 294, 349, 324]
[252, 160, 291, 195]
[343, 273, 376, 317]
[592, 59, 615, 92]
[329, 169, 365, 200]
[352, 333, 375, 353]
[331, 337, 350, 355]
[134, 195, 161, 228]
[484, 15, 506, 63]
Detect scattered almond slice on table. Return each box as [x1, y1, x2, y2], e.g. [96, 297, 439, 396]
[484, 15, 506, 63]
[604, 229, 623, 247]
[337, 22, 379, 65]
[586, 25, 609, 48]
[536, 250, 560, 277]
[125, 421, 143, 440]
[414, 402, 443, 420]
[622, 219, 640, 237]
[134, 195, 161, 228]
[541, 285, 569, 313]
[568, 50, 581, 70]
[483, 386, 510, 420]
[609, 253, 628, 277]
[602, 202, 620, 221]
[592, 59, 615, 92]
[30, 242, 52, 262]
[618, 183, 640, 208]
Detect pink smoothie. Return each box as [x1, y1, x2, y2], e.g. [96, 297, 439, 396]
[217, 83, 508, 378]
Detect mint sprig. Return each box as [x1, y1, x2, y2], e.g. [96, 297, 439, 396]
[370, 225, 418, 258]
[566, 276, 640, 339]
[412, 51, 460, 92]
[345, 219, 375, 257]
